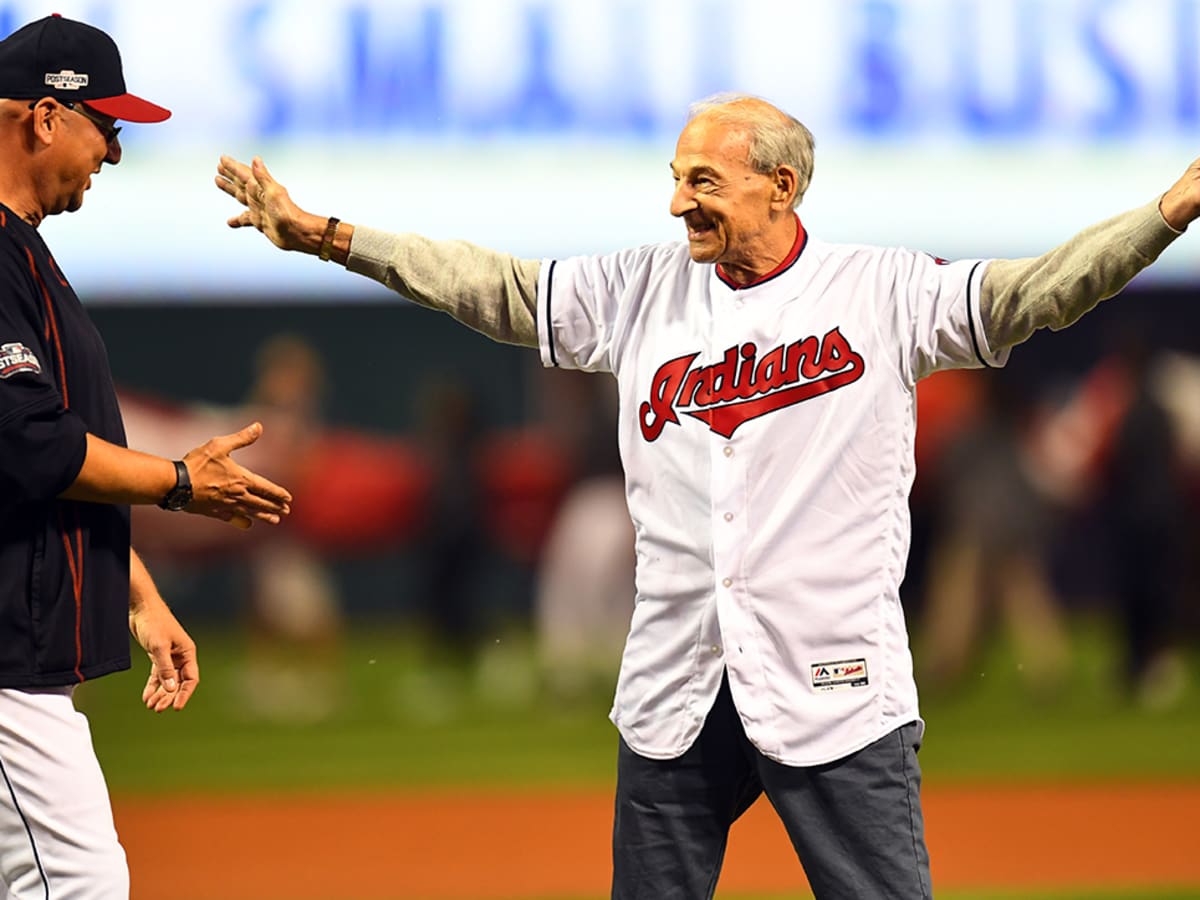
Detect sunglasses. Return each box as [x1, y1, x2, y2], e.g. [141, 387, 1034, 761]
[27, 99, 122, 145]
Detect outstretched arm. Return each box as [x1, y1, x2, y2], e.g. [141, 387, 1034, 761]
[129, 548, 198, 712]
[215, 156, 540, 347]
[981, 158, 1200, 350]
[61, 421, 292, 529]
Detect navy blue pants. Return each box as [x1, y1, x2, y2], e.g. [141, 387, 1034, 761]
[611, 677, 931, 899]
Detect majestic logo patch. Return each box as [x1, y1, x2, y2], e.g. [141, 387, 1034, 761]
[45, 69, 88, 90]
[811, 658, 869, 692]
[639, 327, 865, 440]
[0, 342, 42, 378]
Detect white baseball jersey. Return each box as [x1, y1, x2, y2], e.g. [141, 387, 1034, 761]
[537, 218, 1009, 766]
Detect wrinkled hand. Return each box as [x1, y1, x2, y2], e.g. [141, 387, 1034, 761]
[129, 598, 199, 712]
[215, 155, 318, 253]
[1159, 157, 1200, 231]
[183, 421, 292, 529]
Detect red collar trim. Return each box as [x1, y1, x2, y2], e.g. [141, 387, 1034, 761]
[716, 214, 807, 290]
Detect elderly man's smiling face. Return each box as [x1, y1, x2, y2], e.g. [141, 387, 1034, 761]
[669, 114, 784, 283]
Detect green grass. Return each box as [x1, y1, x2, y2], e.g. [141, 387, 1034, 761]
[914, 616, 1200, 781]
[78, 615, 1200, 793]
[84, 622, 621, 792]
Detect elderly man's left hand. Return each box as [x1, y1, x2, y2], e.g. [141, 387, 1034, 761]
[215, 155, 327, 255]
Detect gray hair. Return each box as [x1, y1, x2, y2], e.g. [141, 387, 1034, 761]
[687, 92, 815, 207]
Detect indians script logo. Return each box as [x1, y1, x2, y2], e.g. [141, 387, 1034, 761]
[639, 327, 865, 441]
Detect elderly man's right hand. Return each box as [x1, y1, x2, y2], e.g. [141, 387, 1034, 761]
[182, 421, 292, 529]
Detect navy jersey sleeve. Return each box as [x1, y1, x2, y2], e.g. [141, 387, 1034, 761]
[0, 229, 88, 505]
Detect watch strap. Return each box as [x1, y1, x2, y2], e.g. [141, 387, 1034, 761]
[158, 459, 193, 510]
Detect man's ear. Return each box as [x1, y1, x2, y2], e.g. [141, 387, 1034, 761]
[28, 99, 59, 147]
[772, 165, 799, 210]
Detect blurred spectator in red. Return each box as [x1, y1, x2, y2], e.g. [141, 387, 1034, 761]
[124, 333, 425, 720]
[991, 337, 1198, 708]
[233, 335, 342, 720]
[1097, 335, 1191, 709]
[411, 378, 491, 657]
[903, 369, 988, 621]
[124, 336, 583, 716]
[916, 373, 1069, 695]
[532, 370, 633, 699]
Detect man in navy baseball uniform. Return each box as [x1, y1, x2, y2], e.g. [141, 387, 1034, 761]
[218, 93, 1194, 898]
[0, 14, 293, 898]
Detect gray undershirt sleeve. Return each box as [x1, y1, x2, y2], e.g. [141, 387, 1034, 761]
[981, 199, 1184, 351]
[346, 227, 541, 348]
[345, 204, 1183, 357]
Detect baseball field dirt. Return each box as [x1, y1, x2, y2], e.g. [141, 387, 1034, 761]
[115, 781, 1200, 899]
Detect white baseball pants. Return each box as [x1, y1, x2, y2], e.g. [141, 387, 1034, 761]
[0, 687, 128, 899]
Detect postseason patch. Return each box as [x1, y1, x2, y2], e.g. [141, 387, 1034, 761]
[0, 342, 42, 378]
[811, 658, 869, 692]
[45, 69, 89, 90]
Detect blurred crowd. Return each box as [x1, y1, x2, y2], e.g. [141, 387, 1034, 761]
[908, 334, 1200, 709]
[124, 329, 1200, 720]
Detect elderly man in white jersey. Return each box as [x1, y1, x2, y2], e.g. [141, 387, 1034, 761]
[216, 94, 1193, 899]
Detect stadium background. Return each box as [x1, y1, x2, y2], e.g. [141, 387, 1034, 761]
[8, 0, 1200, 896]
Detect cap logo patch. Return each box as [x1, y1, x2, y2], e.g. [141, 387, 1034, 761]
[45, 69, 88, 90]
[0, 342, 42, 378]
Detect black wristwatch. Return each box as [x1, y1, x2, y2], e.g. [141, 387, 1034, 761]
[158, 460, 193, 511]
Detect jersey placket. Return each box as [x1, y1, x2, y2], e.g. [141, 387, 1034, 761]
[707, 286, 753, 691]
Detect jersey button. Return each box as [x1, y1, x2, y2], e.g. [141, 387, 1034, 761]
[722, 577, 733, 588]
[723, 512, 733, 522]
[711, 645, 722, 655]
[723, 446, 733, 457]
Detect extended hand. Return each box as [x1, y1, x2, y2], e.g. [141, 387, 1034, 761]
[1159, 157, 1200, 231]
[182, 421, 293, 528]
[215, 155, 324, 253]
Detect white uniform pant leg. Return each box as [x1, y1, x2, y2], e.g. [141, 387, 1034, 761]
[0, 687, 128, 900]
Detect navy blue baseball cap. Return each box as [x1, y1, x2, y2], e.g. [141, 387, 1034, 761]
[0, 13, 169, 122]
